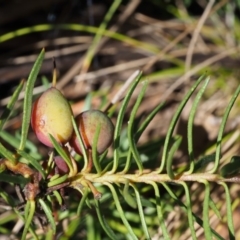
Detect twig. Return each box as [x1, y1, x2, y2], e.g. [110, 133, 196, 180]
[159, 46, 239, 102]
[75, 58, 146, 82]
[103, 70, 141, 112]
[57, 0, 141, 89]
[142, 26, 193, 73]
[15, 185, 25, 203]
[185, 0, 215, 77]
[82, 172, 240, 184]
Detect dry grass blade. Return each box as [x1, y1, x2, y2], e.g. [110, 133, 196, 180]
[159, 46, 239, 102]
[1, 1, 240, 239]
[57, 0, 141, 89]
[185, 0, 216, 75]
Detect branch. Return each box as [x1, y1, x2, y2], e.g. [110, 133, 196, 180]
[71, 172, 240, 185]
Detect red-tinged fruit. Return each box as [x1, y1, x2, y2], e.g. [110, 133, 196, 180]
[31, 87, 73, 147]
[54, 156, 69, 174]
[70, 110, 114, 155]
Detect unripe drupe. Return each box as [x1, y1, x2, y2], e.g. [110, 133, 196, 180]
[31, 87, 73, 147]
[70, 110, 114, 155]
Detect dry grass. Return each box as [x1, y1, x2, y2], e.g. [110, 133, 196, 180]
[0, 0, 240, 239]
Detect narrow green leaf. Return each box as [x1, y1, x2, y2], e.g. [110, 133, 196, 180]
[24, 197, 30, 220]
[149, 182, 170, 240]
[120, 150, 132, 174]
[16, 131, 40, 156]
[45, 229, 55, 240]
[166, 135, 182, 179]
[41, 75, 51, 89]
[83, 93, 92, 111]
[135, 101, 165, 141]
[219, 182, 235, 240]
[0, 191, 15, 207]
[77, 189, 89, 216]
[46, 151, 55, 176]
[0, 131, 20, 149]
[202, 180, 212, 240]
[0, 211, 17, 225]
[49, 134, 73, 174]
[49, 174, 61, 182]
[211, 84, 240, 173]
[0, 131, 40, 158]
[123, 180, 137, 209]
[105, 182, 138, 240]
[209, 197, 222, 220]
[110, 72, 142, 174]
[12, 208, 38, 240]
[62, 217, 85, 239]
[127, 81, 148, 174]
[17, 149, 45, 179]
[92, 123, 102, 174]
[158, 75, 205, 173]
[21, 200, 36, 240]
[39, 198, 56, 234]
[187, 77, 209, 173]
[53, 190, 63, 206]
[0, 80, 24, 131]
[138, 196, 155, 209]
[95, 199, 117, 240]
[99, 150, 109, 167]
[220, 156, 240, 177]
[0, 162, 6, 173]
[0, 24, 159, 54]
[131, 184, 151, 240]
[0, 142, 16, 164]
[86, 214, 96, 240]
[83, 0, 122, 70]
[194, 154, 216, 172]
[162, 183, 224, 240]
[72, 116, 88, 172]
[47, 174, 68, 187]
[180, 182, 197, 240]
[19, 48, 45, 151]
[46, 195, 53, 205]
[0, 173, 28, 185]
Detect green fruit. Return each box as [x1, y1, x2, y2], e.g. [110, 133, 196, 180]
[70, 110, 114, 155]
[31, 87, 73, 147]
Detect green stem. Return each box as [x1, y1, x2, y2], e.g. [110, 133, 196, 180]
[75, 172, 240, 184]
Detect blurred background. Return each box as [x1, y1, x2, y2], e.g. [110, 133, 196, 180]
[0, 0, 240, 239]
